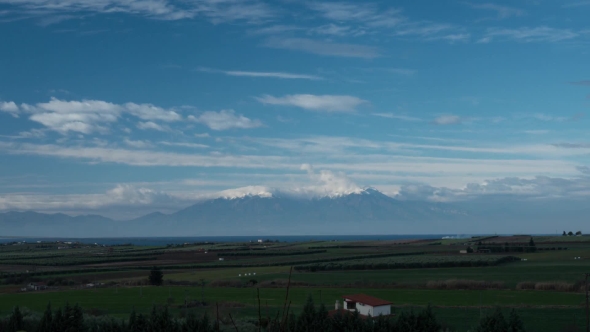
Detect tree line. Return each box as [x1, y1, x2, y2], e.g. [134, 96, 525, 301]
[0, 297, 528, 332]
[563, 231, 582, 236]
[476, 238, 537, 253]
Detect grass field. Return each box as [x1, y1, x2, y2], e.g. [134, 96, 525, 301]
[0, 286, 587, 331]
[2, 236, 590, 331]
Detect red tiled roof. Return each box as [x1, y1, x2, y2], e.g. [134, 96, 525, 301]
[342, 294, 392, 307]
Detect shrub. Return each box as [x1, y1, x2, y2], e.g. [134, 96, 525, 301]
[516, 282, 535, 290]
[534, 282, 576, 292]
[426, 279, 505, 290]
[208, 279, 243, 287]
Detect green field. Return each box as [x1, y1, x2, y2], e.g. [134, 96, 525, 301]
[2, 236, 590, 331]
[0, 286, 587, 331]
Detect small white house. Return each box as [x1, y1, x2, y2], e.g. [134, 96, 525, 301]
[27, 283, 48, 291]
[257, 239, 263, 243]
[219, 258, 224, 261]
[338, 294, 392, 317]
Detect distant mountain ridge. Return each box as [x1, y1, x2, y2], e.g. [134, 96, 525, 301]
[0, 188, 468, 237]
[4, 187, 588, 237]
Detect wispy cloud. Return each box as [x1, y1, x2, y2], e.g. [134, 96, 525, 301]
[124, 139, 153, 148]
[0, 0, 276, 24]
[257, 94, 367, 113]
[307, 2, 403, 28]
[189, 110, 262, 130]
[387, 68, 415, 76]
[465, 2, 525, 19]
[0, 0, 197, 21]
[196, 0, 275, 24]
[523, 130, 550, 135]
[263, 38, 381, 59]
[310, 23, 363, 37]
[562, 1, 590, 8]
[569, 80, 590, 86]
[552, 142, 590, 149]
[137, 121, 169, 132]
[372, 113, 422, 121]
[483, 26, 578, 42]
[249, 25, 303, 35]
[159, 141, 209, 149]
[197, 67, 323, 80]
[306, 2, 463, 42]
[433, 115, 462, 125]
[531, 113, 571, 122]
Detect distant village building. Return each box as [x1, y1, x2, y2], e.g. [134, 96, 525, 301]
[257, 239, 263, 243]
[219, 257, 224, 261]
[459, 250, 468, 254]
[332, 294, 392, 317]
[27, 282, 48, 291]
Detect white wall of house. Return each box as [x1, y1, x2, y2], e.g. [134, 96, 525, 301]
[351, 302, 390, 317]
[354, 302, 372, 316]
[371, 305, 391, 317]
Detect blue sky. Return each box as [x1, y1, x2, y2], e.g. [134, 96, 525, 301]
[0, 0, 589, 219]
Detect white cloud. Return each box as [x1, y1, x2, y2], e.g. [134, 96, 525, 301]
[124, 139, 153, 148]
[264, 38, 381, 59]
[257, 94, 367, 113]
[433, 115, 462, 125]
[307, 2, 403, 28]
[190, 109, 262, 130]
[194, 133, 210, 138]
[311, 23, 356, 36]
[0, 0, 195, 20]
[372, 113, 422, 121]
[297, 164, 362, 197]
[124, 103, 181, 122]
[137, 121, 168, 131]
[159, 141, 209, 149]
[307, 2, 464, 42]
[569, 80, 590, 86]
[217, 186, 274, 199]
[7, 97, 182, 134]
[28, 112, 110, 134]
[483, 26, 578, 43]
[196, 0, 275, 24]
[532, 114, 569, 122]
[15, 129, 46, 139]
[0, 0, 276, 23]
[396, 174, 590, 202]
[0, 101, 19, 117]
[466, 3, 525, 19]
[106, 184, 174, 205]
[0, 183, 186, 216]
[197, 67, 323, 80]
[523, 130, 550, 135]
[394, 22, 454, 38]
[0, 137, 585, 180]
[562, 1, 590, 8]
[249, 24, 304, 35]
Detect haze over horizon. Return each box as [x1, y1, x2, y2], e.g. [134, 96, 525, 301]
[1, 0, 590, 224]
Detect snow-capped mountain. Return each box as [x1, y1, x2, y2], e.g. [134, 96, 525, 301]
[0, 188, 469, 237]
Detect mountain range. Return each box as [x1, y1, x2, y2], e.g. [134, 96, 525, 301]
[1, 188, 588, 237]
[0, 188, 469, 237]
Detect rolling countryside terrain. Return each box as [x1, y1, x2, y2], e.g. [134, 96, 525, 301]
[1, 234, 590, 331]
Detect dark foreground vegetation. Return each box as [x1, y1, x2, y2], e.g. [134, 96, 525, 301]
[0, 297, 528, 332]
